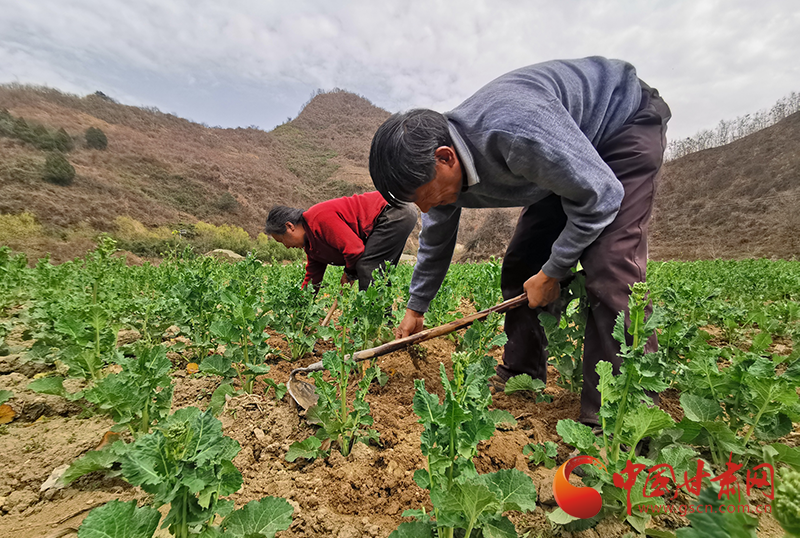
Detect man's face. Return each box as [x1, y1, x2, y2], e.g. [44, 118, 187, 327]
[270, 222, 305, 248]
[412, 146, 463, 213]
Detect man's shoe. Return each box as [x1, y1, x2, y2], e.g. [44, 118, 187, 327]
[488, 374, 507, 394]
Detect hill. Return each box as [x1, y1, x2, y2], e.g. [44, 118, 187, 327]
[651, 111, 800, 260]
[0, 85, 389, 261]
[1, 83, 798, 264]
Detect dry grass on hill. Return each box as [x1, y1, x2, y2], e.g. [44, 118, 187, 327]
[1, 83, 798, 264]
[651, 111, 800, 260]
[0, 86, 388, 243]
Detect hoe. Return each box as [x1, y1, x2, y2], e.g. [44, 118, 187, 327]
[287, 293, 528, 409]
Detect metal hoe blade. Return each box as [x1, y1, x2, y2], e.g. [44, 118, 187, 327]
[287, 375, 321, 409]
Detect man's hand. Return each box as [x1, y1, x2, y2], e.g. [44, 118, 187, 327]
[523, 270, 561, 308]
[341, 272, 355, 286]
[396, 308, 425, 339]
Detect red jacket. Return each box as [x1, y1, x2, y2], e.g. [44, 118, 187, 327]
[301, 191, 387, 287]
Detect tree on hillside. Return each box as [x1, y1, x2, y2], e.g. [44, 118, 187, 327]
[85, 126, 108, 150]
[42, 152, 76, 185]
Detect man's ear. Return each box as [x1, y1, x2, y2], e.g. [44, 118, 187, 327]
[285, 222, 295, 233]
[434, 146, 457, 167]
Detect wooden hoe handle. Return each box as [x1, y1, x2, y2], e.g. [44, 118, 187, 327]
[350, 293, 528, 362]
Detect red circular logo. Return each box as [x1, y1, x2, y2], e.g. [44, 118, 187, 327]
[552, 455, 606, 519]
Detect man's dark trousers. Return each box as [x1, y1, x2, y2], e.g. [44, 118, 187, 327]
[497, 84, 672, 425]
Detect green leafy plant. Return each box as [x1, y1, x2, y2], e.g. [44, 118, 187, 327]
[288, 286, 382, 460]
[523, 441, 558, 469]
[56, 344, 175, 485]
[83, 343, 174, 436]
[538, 270, 588, 393]
[347, 264, 402, 349]
[503, 374, 551, 402]
[77, 500, 160, 538]
[677, 345, 800, 464]
[394, 355, 534, 537]
[675, 485, 758, 538]
[264, 280, 326, 361]
[203, 272, 281, 394]
[424, 282, 463, 339]
[775, 467, 800, 537]
[457, 313, 506, 363]
[555, 282, 675, 532]
[120, 407, 258, 537]
[596, 282, 674, 463]
[76, 410, 294, 538]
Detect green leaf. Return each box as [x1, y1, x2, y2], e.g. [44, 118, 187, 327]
[478, 469, 538, 512]
[655, 445, 698, 477]
[556, 419, 600, 455]
[201, 354, 236, 377]
[675, 485, 758, 538]
[680, 393, 721, 422]
[675, 418, 703, 443]
[27, 376, 67, 397]
[437, 479, 500, 530]
[488, 333, 508, 348]
[748, 375, 797, 410]
[77, 500, 160, 538]
[702, 421, 746, 455]
[220, 497, 294, 538]
[388, 521, 436, 538]
[120, 434, 168, 489]
[627, 512, 649, 535]
[0, 390, 12, 405]
[263, 378, 287, 400]
[412, 380, 444, 425]
[503, 374, 545, 394]
[210, 318, 238, 342]
[547, 507, 580, 525]
[62, 445, 124, 486]
[749, 331, 772, 354]
[646, 530, 678, 538]
[481, 515, 518, 538]
[596, 360, 616, 402]
[755, 413, 793, 441]
[622, 405, 674, 445]
[524, 442, 558, 469]
[209, 383, 237, 416]
[771, 443, 800, 471]
[55, 317, 87, 341]
[486, 409, 516, 428]
[185, 409, 238, 467]
[285, 437, 322, 462]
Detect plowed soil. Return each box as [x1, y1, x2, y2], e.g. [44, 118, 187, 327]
[0, 329, 785, 538]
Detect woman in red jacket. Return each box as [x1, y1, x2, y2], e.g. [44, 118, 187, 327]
[266, 191, 418, 291]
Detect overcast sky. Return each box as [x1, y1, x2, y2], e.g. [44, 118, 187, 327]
[1, 0, 798, 141]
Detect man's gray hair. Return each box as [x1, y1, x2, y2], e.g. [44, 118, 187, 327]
[369, 109, 452, 207]
[265, 206, 304, 235]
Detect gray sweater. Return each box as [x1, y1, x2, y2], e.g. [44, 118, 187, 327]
[408, 56, 643, 313]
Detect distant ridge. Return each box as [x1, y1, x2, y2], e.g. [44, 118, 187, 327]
[1, 83, 797, 262]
